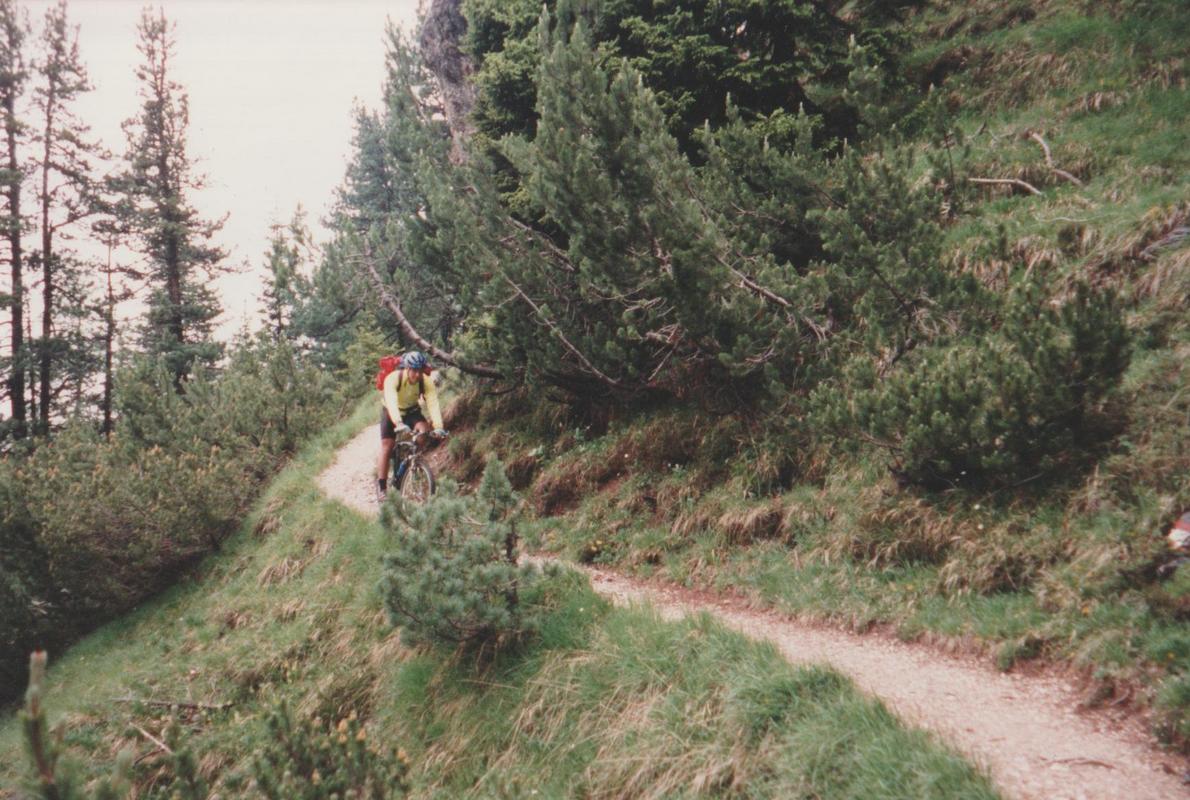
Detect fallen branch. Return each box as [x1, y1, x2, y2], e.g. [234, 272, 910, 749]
[357, 246, 502, 379]
[1029, 132, 1084, 187]
[113, 696, 233, 712]
[969, 177, 1044, 197]
[1041, 757, 1115, 770]
[129, 722, 173, 755]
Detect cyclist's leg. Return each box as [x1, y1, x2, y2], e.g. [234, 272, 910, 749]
[378, 406, 397, 488]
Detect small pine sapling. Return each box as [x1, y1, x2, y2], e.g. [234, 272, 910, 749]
[379, 458, 552, 649]
[21, 651, 132, 800]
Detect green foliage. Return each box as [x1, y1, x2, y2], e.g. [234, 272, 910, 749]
[0, 336, 338, 703]
[250, 702, 409, 800]
[465, 0, 920, 148]
[380, 458, 550, 648]
[831, 282, 1130, 487]
[116, 8, 227, 386]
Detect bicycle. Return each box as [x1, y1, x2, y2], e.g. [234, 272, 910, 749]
[389, 430, 444, 503]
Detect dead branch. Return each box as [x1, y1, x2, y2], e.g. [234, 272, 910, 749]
[357, 245, 502, 379]
[129, 722, 174, 755]
[504, 275, 623, 389]
[718, 257, 830, 341]
[1029, 132, 1084, 187]
[968, 177, 1044, 197]
[114, 696, 233, 711]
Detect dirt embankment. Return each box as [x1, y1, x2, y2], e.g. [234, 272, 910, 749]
[319, 424, 1189, 800]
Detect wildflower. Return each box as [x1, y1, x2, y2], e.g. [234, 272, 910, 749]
[311, 770, 322, 785]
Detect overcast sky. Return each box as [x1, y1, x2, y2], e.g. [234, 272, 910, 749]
[25, 0, 421, 336]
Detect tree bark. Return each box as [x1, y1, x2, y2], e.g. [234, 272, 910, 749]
[37, 74, 54, 434]
[3, 64, 24, 438]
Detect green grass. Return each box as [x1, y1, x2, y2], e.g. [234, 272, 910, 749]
[0, 398, 1000, 799]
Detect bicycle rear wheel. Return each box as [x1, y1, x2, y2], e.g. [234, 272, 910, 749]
[399, 459, 436, 503]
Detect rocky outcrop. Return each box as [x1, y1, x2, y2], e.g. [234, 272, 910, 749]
[419, 0, 476, 163]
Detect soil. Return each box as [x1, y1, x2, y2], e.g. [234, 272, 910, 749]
[318, 424, 1190, 800]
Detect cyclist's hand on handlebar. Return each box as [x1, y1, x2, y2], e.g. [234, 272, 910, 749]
[395, 423, 411, 437]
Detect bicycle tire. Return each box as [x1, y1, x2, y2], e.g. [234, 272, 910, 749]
[399, 459, 436, 503]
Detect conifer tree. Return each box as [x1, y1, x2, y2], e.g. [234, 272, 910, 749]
[31, 0, 103, 434]
[116, 7, 225, 389]
[380, 459, 549, 648]
[260, 207, 314, 341]
[0, 0, 28, 440]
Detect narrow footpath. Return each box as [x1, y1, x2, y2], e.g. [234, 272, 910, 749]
[318, 425, 1188, 800]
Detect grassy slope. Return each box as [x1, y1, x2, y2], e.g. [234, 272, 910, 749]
[442, 0, 1190, 742]
[0, 398, 997, 799]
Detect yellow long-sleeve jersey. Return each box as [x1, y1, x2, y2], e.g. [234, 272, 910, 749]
[382, 368, 444, 430]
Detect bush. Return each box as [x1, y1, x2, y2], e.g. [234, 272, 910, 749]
[379, 458, 552, 649]
[0, 336, 338, 703]
[250, 702, 409, 800]
[832, 282, 1130, 487]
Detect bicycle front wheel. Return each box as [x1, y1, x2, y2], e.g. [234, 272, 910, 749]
[399, 459, 436, 503]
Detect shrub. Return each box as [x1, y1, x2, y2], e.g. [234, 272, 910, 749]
[250, 702, 409, 800]
[379, 458, 551, 649]
[0, 337, 338, 703]
[831, 282, 1130, 488]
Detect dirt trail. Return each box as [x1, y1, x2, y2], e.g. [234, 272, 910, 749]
[318, 425, 1188, 800]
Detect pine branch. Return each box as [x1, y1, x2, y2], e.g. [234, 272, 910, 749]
[357, 245, 501, 379]
[504, 275, 623, 389]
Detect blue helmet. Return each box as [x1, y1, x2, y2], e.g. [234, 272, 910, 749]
[400, 350, 429, 370]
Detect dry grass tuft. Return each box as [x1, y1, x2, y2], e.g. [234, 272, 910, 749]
[833, 491, 963, 567]
[253, 497, 284, 538]
[257, 555, 307, 586]
[717, 503, 784, 545]
[504, 451, 540, 490]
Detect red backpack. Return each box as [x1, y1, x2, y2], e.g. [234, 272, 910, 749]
[375, 356, 428, 394]
[375, 355, 401, 391]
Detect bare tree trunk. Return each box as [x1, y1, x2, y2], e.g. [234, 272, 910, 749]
[37, 76, 54, 434]
[3, 72, 25, 438]
[101, 243, 115, 437]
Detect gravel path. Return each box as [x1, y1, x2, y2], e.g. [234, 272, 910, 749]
[318, 424, 1189, 800]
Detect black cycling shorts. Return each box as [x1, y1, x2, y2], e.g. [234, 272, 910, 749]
[380, 405, 426, 440]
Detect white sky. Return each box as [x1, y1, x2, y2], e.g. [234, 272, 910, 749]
[26, 0, 421, 337]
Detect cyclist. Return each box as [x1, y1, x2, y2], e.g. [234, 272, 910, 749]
[377, 350, 447, 500]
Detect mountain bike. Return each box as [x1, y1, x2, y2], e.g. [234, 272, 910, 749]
[389, 430, 443, 503]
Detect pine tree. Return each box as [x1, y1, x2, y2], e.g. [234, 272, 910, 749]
[31, 0, 103, 434]
[116, 7, 225, 389]
[0, 0, 28, 440]
[260, 206, 314, 341]
[380, 459, 551, 649]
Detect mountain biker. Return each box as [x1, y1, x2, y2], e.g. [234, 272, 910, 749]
[377, 350, 447, 500]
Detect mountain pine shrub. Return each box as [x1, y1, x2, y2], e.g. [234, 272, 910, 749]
[250, 701, 409, 800]
[825, 282, 1131, 488]
[379, 458, 551, 649]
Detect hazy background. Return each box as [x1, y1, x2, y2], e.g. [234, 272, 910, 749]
[25, 0, 421, 337]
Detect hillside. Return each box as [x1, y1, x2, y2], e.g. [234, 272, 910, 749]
[1, 402, 1004, 799]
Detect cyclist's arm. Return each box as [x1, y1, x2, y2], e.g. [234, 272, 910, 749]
[382, 371, 405, 428]
[423, 372, 445, 431]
